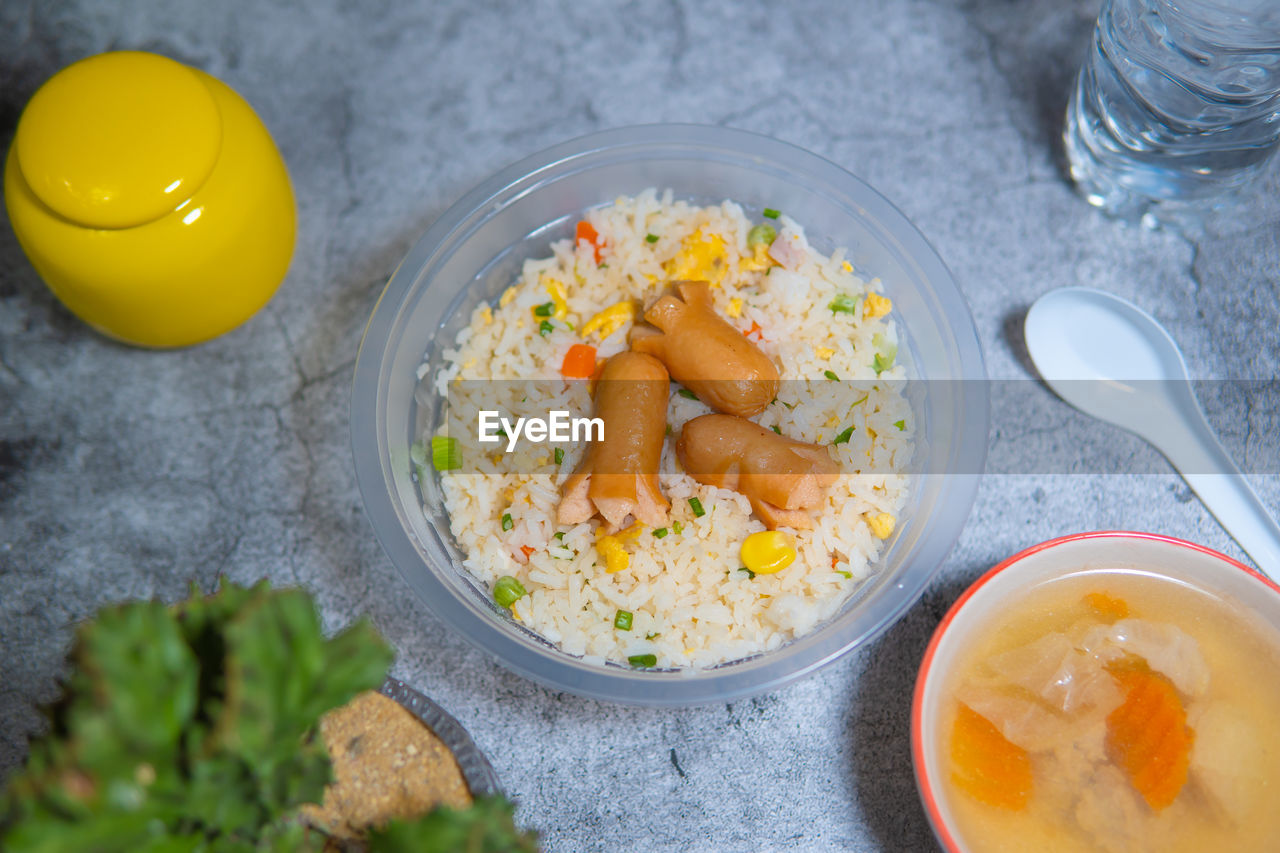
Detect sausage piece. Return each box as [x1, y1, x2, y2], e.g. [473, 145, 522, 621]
[558, 352, 669, 529]
[676, 414, 837, 530]
[630, 280, 779, 418]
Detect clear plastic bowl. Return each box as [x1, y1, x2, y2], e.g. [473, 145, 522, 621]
[352, 124, 988, 705]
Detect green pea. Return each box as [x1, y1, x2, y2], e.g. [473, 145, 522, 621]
[747, 223, 777, 248]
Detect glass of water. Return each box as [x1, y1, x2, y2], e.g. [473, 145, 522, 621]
[1064, 0, 1280, 227]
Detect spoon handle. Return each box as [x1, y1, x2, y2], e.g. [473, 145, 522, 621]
[1147, 387, 1280, 579]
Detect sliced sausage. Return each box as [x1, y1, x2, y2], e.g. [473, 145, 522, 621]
[676, 414, 837, 529]
[558, 351, 669, 529]
[630, 280, 779, 418]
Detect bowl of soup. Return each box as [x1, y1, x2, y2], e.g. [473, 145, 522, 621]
[912, 531, 1280, 852]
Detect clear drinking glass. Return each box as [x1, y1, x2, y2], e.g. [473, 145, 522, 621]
[1064, 0, 1280, 227]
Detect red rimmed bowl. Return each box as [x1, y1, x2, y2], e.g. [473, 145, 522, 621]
[911, 531, 1280, 853]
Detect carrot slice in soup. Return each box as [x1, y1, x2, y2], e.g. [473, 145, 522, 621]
[1084, 591, 1130, 620]
[1105, 662, 1195, 811]
[950, 703, 1033, 810]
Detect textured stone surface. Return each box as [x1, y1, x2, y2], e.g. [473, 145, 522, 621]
[1, 1, 1278, 850]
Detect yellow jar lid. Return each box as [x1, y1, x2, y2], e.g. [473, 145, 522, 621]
[15, 51, 222, 229]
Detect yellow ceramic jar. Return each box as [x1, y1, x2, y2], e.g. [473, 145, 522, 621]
[4, 51, 296, 347]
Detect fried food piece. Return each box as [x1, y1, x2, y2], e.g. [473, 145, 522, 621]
[558, 351, 669, 529]
[630, 280, 779, 417]
[301, 691, 471, 841]
[675, 413, 837, 529]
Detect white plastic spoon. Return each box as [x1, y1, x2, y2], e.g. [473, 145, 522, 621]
[1024, 287, 1280, 578]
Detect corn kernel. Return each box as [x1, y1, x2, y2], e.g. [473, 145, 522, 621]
[740, 530, 797, 575]
[727, 297, 743, 318]
[866, 512, 896, 540]
[580, 301, 636, 340]
[842, 260, 853, 272]
[499, 286, 517, 308]
[480, 304, 493, 325]
[814, 346, 834, 360]
[863, 292, 892, 319]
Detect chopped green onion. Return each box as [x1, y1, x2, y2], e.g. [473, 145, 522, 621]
[872, 333, 898, 375]
[614, 610, 634, 631]
[672, 521, 684, 535]
[410, 441, 428, 466]
[628, 653, 657, 668]
[645, 233, 660, 243]
[539, 320, 554, 336]
[832, 426, 854, 445]
[770, 425, 782, 435]
[836, 570, 853, 579]
[824, 370, 839, 381]
[597, 263, 608, 269]
[645, 632, 661, 640]
[739, 567, 756, 579]
[501, 513, 513, 531]
[747, 223, 777, 247]
[894, 419, 906, 431]
[665, 424, 673, 436]
[652, 527, 669, 539]
[677, 388, 698, 400]
[431, 435, 461, 470]
[688, 497, 705, 517]
[762, 208, 780, 219]
[554, 531, 565, 540]
[533, 301, 554, 317]
[829, 293, 858, 314]
[554, 447, 565, 465]
[494, 576, 526, 608]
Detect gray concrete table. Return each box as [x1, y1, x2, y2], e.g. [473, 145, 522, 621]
[2, 1, 1277, 850]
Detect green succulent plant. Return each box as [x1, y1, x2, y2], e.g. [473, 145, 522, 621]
[0, 580, 538, 853]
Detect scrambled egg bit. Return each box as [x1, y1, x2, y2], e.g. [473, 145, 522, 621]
[664, 228, 729, 287]
[580, 301, 636, 340]
[863, 292, 892, 319]
[866, 512, 896, 539]
[596, 522, 643, 573]
[739, 242, 774, 272]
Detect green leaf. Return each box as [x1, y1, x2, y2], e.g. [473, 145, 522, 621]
[218, 593, 391, 778]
